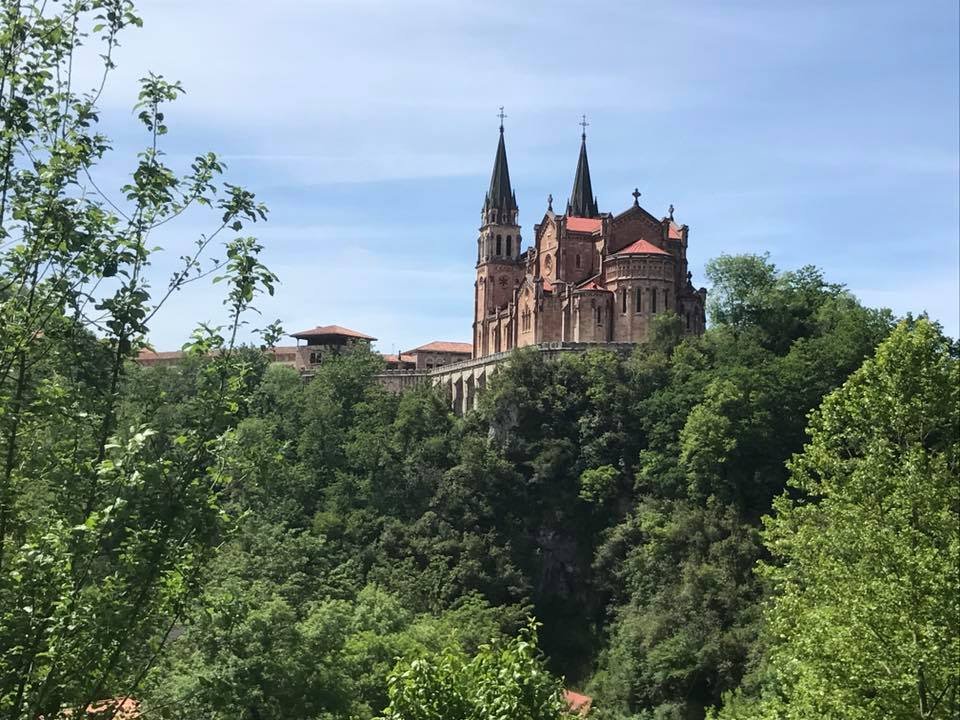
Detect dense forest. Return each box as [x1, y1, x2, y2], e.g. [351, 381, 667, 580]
[0, 3, 957, 719]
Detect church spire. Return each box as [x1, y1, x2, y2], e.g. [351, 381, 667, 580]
[482, 108, 518, 224]
[567, 115, 599, 218]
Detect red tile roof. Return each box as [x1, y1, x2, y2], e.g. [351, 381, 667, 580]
[577, 280, 607, 291]
[406, 341, 472, 354]
[383, 353, 416, 363]
[616, 238, 671, 256]
[667, 220, 684, 240]
[290, 325, 376, 341]
[566, 216, 602, 233]
[564, 690, 593, 715]
[542, 279, 555, 293]
[136, 346, 298, 365]
[50, 698, 140, 719]
[137, 349, 185, 360]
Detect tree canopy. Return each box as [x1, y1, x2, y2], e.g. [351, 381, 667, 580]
[0, 3, 954, 719]
[712, 319, 959, 720]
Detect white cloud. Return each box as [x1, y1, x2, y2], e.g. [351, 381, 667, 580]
[853, 275, 960, 339]
[59, 0, 957, 347]
[146, 241, 475, 351]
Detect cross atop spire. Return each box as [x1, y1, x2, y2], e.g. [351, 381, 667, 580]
[567, 117, 599, 218]
[482, 114, 518, 223]
[579, 114, 589, 139]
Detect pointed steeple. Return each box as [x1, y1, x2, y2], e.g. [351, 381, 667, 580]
[482, 111, 518, 224]
[567, 117, 599, 218]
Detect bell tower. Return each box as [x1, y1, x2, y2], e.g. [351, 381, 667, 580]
[474, 110, 523, 357]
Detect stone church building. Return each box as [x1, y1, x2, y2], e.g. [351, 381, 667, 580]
[473, 122, 706, 358]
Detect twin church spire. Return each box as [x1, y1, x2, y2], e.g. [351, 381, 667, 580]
[482, 109, 518, 225]
[567, 120, 599, 218]
[482, 112, 599, 225]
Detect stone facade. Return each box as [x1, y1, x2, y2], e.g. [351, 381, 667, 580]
[473, 127, 706, 358]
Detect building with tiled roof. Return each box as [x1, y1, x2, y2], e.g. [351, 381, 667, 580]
[383, 353, 417, 370]
[136, 348, 187, 367]
[290, 325, 376, 342]
[136, 345, 298, 369]
[401, 341, 473, 370]
[133, 327, 472, 378]
[473, 122, 706, 357]
[289, 325, 377, 370]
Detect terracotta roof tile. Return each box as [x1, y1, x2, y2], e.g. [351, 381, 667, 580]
[137, 346, 298, 364]
[383, 353, 416, 363]
[406, 341, 472, 354]
[566, 216, 602, 233]
[290, 325, 376, 341]
[564, 690, 593, 715]
[51, 698, 140, 719]
[616, 238, 671, 256]
[667, 220, 684, 240]
[137, 349, 185, 361]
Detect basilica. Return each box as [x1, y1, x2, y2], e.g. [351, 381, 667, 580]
[473, 121, 706, 358]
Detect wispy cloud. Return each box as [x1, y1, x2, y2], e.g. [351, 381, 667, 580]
[76, 0, 958, 348]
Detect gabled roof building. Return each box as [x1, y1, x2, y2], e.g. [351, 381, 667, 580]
[473, 121, 706, 358]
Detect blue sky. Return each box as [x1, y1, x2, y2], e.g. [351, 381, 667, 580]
[88, 0, 959, 352]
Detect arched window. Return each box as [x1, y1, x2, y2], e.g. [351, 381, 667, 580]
[635, 288, 642, 313]
[621, 288, 627, 314]
[496, 235, 502, 255]
[576, 254, 581, 268]
[506, 235, 513, 256]
[596, 306, 603, 325]
[650, 288, 658, 314]
[663, 288, 669, 310]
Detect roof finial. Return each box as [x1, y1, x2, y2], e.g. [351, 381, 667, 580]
[579, 113, 589, 140]
[547, 193, 553, 211]
[668, 203, 675, 220]
[497, 106, 507, 133]
[632, 188, 641, 206]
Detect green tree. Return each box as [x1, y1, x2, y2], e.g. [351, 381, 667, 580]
[713, 319, 959, 719]
[589, 256, 893, 718]
[0, 1, 275, 716]
[381, 622, 577, 720]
